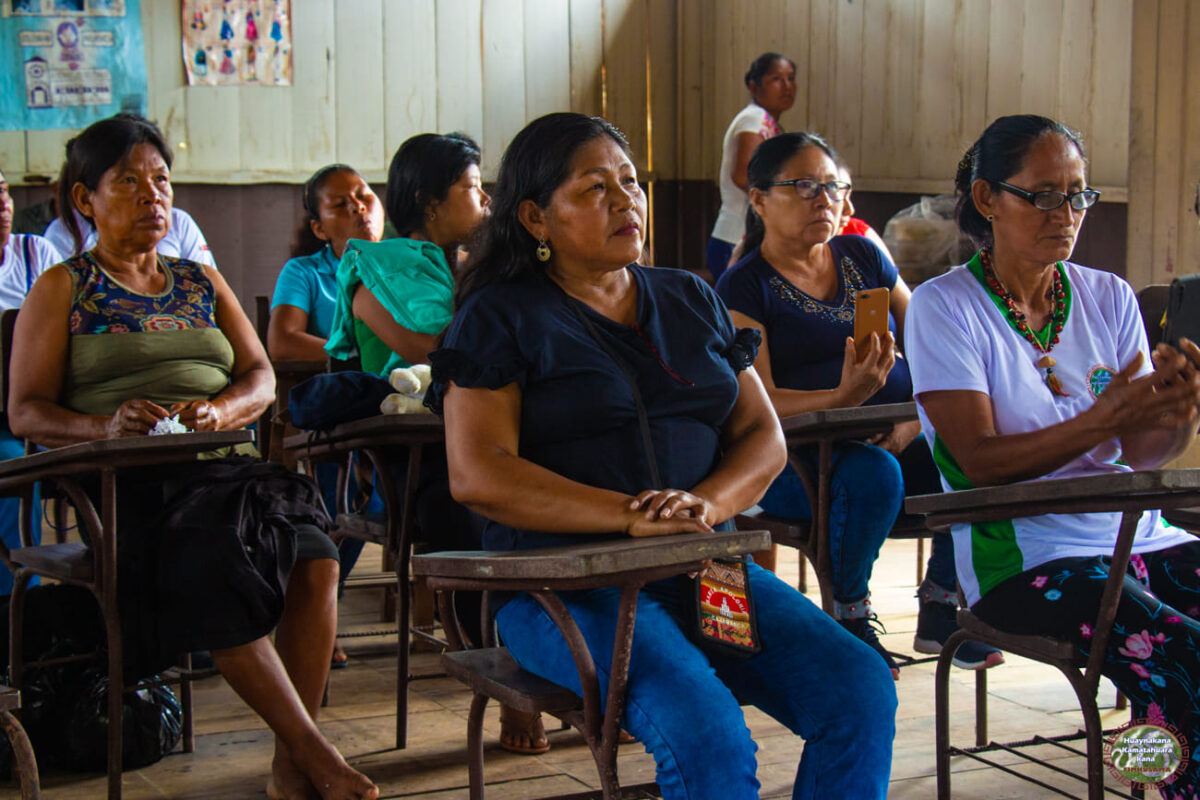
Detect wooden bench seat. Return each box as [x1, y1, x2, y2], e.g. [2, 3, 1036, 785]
[441, 648, 581, 715]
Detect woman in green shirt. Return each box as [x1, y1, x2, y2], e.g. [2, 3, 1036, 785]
[325, 133, 489, 374]
[327, 135, 555, 754]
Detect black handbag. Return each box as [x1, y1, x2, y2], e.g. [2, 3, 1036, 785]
[567, 299, 762, 660]
[287, 371, 393, 430]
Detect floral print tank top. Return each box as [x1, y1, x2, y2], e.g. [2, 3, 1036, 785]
[63, 252, 217, 335]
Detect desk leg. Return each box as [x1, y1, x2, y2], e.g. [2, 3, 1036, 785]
[1083, 510, 1139, 698]
[0, 709, 39, 800]
[533, 583, 640, 800]
[101, 469, 124, 800]
[788, 445, 835, 615]
[391, 444, 424, 750]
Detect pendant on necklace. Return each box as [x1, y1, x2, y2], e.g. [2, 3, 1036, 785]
[1037, 355, 1070, 397]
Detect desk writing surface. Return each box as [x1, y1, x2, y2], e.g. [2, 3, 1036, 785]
[413, 529, 771, 581]
[284, 414, 444, 452]
[0, 431, 252, 482]
[905, 469, 1200, 522]
[779, 402, 917, 442]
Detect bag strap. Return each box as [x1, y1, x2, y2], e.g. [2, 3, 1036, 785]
[21, 236, 35, 295]
[566, 299, 663, 489]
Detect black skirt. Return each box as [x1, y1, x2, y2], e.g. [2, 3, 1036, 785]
[81, 456, 334, 678]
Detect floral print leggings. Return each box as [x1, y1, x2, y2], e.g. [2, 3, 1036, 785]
[972, 541, 1200, 799]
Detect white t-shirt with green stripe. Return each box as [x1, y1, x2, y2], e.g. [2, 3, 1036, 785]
[907, 257, 1195, 606]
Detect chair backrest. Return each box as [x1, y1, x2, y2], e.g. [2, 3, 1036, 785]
[254, 295, 270, 348]
[0, 307, 18, 417]
[1136, 283, 1169, 349]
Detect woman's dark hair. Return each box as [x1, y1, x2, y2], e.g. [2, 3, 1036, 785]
[954, 114, 1087, 246]
[290, 163, 359, 258]
[386, 133, 481, 237]
[57, 112, 172, 256]
[454, 113, 631, 308]
[742, 131, 839, 254]
[744, 52, 794, 88]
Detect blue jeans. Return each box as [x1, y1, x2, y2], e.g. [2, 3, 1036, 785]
[706, 237, 736, 282]
[496, 562, 896, 799]
[0, 430, 40, 595]
[759, 435, 956, 605]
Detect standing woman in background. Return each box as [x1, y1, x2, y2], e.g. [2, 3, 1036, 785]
[706, 51, 796, 281]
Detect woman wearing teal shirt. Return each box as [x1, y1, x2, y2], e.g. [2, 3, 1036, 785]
[268, 164, 385, 361]
[325, 133, 490, 374]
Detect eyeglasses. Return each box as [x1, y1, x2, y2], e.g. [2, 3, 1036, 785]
[767, 179, 852, 202]
[995, 181, 1101, 211]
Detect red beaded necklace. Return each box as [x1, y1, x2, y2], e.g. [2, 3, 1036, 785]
[979, 248, 1070, 397]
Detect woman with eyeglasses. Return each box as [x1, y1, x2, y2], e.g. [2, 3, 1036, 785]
[909, 115, 1200, 797]
[716, 131, 1003, 678]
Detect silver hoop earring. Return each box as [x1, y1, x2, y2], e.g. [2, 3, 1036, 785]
[986, 214, 995, 222]
[536, 236, 551, 262]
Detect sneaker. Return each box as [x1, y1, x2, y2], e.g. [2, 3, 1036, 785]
[913, 600, 1005, 670]
[840, 615, 900, 680]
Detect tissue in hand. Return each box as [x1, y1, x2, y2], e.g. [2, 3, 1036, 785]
[149, 415, 189, 435]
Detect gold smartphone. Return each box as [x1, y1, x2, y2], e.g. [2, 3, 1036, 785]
[853, 288, 891, 358]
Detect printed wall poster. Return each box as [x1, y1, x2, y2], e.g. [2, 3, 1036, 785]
[0, 0, 147, 131]
[181, 0, 291, 86]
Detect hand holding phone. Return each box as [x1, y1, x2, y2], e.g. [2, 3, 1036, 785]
[853, 288, 891, 359]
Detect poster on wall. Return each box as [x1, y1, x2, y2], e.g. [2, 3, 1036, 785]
[0, 0, 147, 131]
[181, 0, 291, 86]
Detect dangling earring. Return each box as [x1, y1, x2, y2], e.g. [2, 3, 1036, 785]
[536, 236, 551, 262]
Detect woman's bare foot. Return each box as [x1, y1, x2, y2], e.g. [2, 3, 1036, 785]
[289, 733, 379, 800]
[268, 752, 319, 800]
[499, 706, 550, 755]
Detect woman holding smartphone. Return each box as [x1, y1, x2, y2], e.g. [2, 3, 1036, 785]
[715, 132, 1003, 677]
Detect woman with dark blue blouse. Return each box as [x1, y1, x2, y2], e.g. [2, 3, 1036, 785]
[716, 132, 1003, 678]
[426, 113, 896, 800]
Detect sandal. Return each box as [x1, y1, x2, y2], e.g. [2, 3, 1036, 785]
[499, 707, 550, 755]
[330, 642, 349, 670]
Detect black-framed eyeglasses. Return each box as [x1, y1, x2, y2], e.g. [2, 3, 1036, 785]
[995, 180, 1101, 211]
[767, 178, 852, 202]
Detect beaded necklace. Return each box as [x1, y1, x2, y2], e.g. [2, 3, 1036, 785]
[979, 247, 1070, 397]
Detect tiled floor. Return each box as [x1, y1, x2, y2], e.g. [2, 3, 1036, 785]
[15, 538, 1147, 799]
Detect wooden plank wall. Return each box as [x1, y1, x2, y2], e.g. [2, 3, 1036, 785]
[2, 0, 1137, 193]
[1127, 0, 1200, 287]
[681, 0, 1133, 193]
[0, 0, 642, 183]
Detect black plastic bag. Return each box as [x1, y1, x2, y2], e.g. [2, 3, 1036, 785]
[0, 585, 182, 773]
[63, 666, 183, 771]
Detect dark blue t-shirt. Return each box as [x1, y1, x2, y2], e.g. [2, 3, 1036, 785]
[715, 234, 912, 405]
[426, 265, 759, 551]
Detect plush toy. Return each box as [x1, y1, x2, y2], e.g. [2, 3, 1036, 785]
[380, 364, 433, 415]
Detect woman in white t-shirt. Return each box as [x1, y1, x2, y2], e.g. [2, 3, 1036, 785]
[706, 52, 795, 281]
[0, 167, 60, 595]
[908, 114, 1200, 798]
